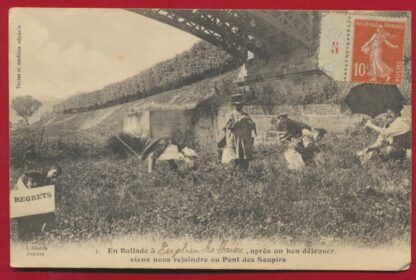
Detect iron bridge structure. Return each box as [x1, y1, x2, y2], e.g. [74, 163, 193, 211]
[127, 9, 321, 61]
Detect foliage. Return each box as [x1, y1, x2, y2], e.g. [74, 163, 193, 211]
[10, 129, 105, 168]
[250, 84, 277, 114]
[106, 133, 146, 158]
[54, 41, 242, 113]
[248, 74, 337, 108]
[11, 95, 42, 125]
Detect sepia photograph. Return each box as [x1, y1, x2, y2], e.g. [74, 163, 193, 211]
[8, 8, 411, 270]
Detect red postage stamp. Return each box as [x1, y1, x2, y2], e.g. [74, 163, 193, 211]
[351, 19, 406, 84]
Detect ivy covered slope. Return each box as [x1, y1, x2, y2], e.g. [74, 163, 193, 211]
[54, 41, 241, 113]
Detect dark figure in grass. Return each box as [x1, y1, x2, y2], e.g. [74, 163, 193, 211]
[271, 113, 326, 170]
[14, 166, 62, 241]
[23, 144, 38, 170]
[141, 138, 198, 173]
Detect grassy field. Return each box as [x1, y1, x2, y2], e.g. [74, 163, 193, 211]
[10, 128, 411, 247]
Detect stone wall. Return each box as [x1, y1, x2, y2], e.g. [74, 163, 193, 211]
[194, 110, 218, 155]
[218, 105, 411, 140]
[121, 104, 410, 155]
[126, 109, 219, 155]
[149, 110, 192, 139]
[123, 111, 150, 138]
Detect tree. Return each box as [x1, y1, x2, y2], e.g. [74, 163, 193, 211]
[11, 95, 42, 125]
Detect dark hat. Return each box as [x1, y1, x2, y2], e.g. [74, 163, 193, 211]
[277, 113, 288, 119]
[231, 94, 244, 105]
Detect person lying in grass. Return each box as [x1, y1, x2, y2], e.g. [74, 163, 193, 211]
[141, 138, 198, 173]
[107, 134, 198, 173]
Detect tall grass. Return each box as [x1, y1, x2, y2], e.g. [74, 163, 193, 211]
[10, 130, 410, 246]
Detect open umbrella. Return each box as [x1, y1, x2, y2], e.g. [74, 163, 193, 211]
[343, 83, 404, 118]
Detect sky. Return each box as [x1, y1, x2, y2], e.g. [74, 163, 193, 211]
[9, 8, 200, 103]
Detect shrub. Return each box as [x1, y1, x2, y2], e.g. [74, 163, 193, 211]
[106, 133, 146, 158]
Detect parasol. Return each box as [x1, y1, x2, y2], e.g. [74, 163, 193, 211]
[343, 83, 404, 118]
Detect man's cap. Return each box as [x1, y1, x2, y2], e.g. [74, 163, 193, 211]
[277, 113, 288, 118]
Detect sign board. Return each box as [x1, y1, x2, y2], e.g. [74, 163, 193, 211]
[10, 185, 55, 218]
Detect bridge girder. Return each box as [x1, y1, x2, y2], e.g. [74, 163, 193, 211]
[128, 9, 320, 60]
[128, 9, 275, 60]
[174, 10, 269, 57]
[251, 10, 320, 49]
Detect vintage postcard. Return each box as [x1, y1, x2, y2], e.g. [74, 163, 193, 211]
[9, 8, 411, 270]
